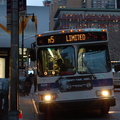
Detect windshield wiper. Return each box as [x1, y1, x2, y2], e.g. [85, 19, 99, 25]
[55, 76, 63, 83]
[83, 60, 97, 79]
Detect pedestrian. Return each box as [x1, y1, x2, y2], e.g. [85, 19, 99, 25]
[24, 73, 33, 95]
[33, 74, 37, 92]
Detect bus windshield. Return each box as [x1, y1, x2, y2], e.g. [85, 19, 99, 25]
[37, 46, 75, 77]
[37, 45, 111, 77]
[78, 45, 111, 74]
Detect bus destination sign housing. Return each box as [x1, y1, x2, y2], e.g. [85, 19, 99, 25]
[37, 32, 107, 45]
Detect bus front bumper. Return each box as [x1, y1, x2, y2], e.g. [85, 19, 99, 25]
[39, 97, 116, 112]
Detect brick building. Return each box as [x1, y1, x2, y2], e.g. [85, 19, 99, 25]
[50, 0, 116, 30]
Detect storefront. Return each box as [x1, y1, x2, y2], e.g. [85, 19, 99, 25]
[0, 48, 10, 78]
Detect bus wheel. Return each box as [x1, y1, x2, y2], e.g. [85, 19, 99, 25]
[38, 113, 44, 120]
[100, 107, 110, 115]
[39, 111, 52, 120]
[39, 106, 52, 116]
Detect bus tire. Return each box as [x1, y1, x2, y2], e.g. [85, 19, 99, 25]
[39, 105, 53, 117]
[100, 106, 110, 115]
[39, 110, 52, 120]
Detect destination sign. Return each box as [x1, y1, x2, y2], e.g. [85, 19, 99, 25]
[37, 32, 107, 45]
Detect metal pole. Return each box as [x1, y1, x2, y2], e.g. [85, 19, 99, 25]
[22, 16, 24, 68]
[9, 0, 19, 119]
[21, 13, 35, 68]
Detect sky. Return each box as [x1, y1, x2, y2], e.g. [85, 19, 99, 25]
[27, 0, 43, 6]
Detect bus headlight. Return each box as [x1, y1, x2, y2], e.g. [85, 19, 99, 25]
[101, 90, 109, 96]
[41, 93, 58, 102]
[44, 94, 52, 101]
[96, 90, 112, 97]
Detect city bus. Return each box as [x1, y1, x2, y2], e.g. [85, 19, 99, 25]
[34, 28, 116, 115]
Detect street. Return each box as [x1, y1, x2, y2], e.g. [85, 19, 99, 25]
[39, 91, 120, 120]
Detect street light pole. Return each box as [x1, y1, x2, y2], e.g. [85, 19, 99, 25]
[21, 13, 35, 68]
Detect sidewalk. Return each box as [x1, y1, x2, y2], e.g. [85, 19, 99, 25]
[20, 93, 38, 120]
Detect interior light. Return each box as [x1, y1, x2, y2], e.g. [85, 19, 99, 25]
[52, 71, 55, 75]
[44, 71, 47, 75]
[47, 48, 54, 57]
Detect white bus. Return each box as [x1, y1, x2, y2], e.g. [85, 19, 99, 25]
[34, 28, 116, 115]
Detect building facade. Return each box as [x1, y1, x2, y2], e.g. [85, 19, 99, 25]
[43, 0, 52, 6]
[49, 0, 116, 30]
[92, 0, 115, 9]
[50, 0, 82, 30]
[0, 0, 6, 5]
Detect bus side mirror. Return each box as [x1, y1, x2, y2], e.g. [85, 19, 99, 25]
[30, 49, 36, 61]
[114, 65, 120, 72]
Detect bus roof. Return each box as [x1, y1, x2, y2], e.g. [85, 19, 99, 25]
[36, 28, 107, 37]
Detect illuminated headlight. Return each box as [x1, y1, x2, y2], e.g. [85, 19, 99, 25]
[101, 91, 109, 96]
[41, 94, 57, 102]
[44, 94, 52, 101]
[96, 90, 112, 97]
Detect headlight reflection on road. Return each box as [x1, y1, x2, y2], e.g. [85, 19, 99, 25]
[109, 111, 117, 114]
